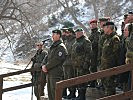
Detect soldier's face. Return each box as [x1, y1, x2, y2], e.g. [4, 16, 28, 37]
[66, 32, 72, 36]
[76, 31, 83, 38]
[52, 33, 60, 42]
[103, 26, 109, 34]
[99, 21, 106, 28]
[90, 23, 97, 29]
[36, 44, 43, 50]
[127, 14, 133, 23]
[124, 26, 129, 38]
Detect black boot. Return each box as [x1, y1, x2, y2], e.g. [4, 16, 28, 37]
[65, 88, 76, 99]
[73, 88, 86, 100]
[62, 88, 67, 98]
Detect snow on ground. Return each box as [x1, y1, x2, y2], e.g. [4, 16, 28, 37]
[0, 61, 48, 100]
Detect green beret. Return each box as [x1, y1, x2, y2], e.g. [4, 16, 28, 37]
[103, 22, 115, 26]
[61, 28, 69, 32]
[52, 29, 62, 36]
[68, 27, 75, 33]
[75, 28, 83, 32]
[99, 17, 110, 22]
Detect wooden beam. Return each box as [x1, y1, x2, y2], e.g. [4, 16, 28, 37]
[57, 64, 133, 88]
[0, 77, 3, 100]
[0, 67, 41, 78]
[97, 90, 133, 100]
[55, 64, 133, 100]
[2, 83, 33, 93]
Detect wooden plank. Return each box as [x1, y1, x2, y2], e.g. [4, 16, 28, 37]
[0, 77, 3, 100]
[0, 67, 41, 78]
[97, 90, 133, 100]
[2, 83, 33, 93]
[55, 64, 133, 100]
[131, 70, 133, 100]
[55, 83, 63, 100]
[57, 64, 133, 88]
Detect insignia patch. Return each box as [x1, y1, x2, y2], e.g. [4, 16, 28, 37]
[58, 52, 62, 56]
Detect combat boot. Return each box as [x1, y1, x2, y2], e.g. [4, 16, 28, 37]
[72, 88, 86, 100]
[62, 88, 67, 99]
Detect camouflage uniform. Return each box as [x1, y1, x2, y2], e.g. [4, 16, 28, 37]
[62, 33, 76, 98]
[44, 39, 67, 100]
[71, 35, 92, 100]
[98, 29, 107, 67]
[89, 28, 100, 72]
[31, 49, 47, 100]
[126, 24, 133, 64]
[100, 32, 121, 96]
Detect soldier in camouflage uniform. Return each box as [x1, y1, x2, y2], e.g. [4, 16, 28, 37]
[100, 22, 121, 96]
[42, 29, 67, 100]
[98, 17, 110, 67]
[71, 28, 92, 100]
[89, 19, 100, 87]
[31, 42, 47, 100]
[62, 27, 76, 99]
[125, 11, 133, 90]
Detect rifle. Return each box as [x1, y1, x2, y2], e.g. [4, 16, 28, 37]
[24, 60, 32, 70]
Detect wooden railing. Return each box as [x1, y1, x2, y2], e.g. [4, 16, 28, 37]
[55, 64, 133, 100]
[0, 67, 40, 100]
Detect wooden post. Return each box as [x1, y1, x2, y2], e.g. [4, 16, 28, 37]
[0, 77, 3, 100]
[55, 83, 63, 100]
[131, 69, 133, 100]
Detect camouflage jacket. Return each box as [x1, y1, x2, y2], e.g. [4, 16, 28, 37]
[126, 24, 133, 59]
[100, 32, 121, 70]
[71, 35, 92, 70]
[45, 40, 68, 77]
[63, 35, 75, 66]
[32, 49, 48, 68]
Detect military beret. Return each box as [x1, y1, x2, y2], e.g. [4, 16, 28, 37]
[52, 29, 62, 36]
[103, 21, 115, 26]
[99, 17, 110, 22]
[124, 14, 128, 20]
[61, 28, 69, 32]
[75, 28, 83, 32]
[89, 19, 97, 24]
[68, 27, 75, 33]
[128, 11, 133, 15]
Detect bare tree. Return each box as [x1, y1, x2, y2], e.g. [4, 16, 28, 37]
[57, 0, 89, 33]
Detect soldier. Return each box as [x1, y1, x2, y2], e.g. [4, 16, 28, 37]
[88, 19, 100, 87]
[125, 11, 133, 90]
[62, 27, 76, 99]
[31, 42, 47, 100]
[100, 22, 121, 96]
[71, 28, 92, 100]
[98, 17, 110, 67]
[42, 29, 67, 100]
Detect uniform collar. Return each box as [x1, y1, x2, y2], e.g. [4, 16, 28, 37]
[91, 28, 98, 33]
[51, 39, 62, 48]
[106, 32, 116, 39]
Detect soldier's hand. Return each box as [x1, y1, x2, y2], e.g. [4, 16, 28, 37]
[42, 65, 48, 73]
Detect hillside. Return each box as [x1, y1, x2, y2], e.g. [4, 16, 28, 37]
[0, 0, 132, 63]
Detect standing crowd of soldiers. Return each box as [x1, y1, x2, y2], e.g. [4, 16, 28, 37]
[30, 11, 133, 100]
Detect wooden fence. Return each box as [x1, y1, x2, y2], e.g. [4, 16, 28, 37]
[55, 64, 133, 100]
[0, 67, 40, 100]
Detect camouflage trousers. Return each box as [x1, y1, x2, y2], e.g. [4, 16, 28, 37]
[102, 76, 116, 96]
[33, 71, 46, 100]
